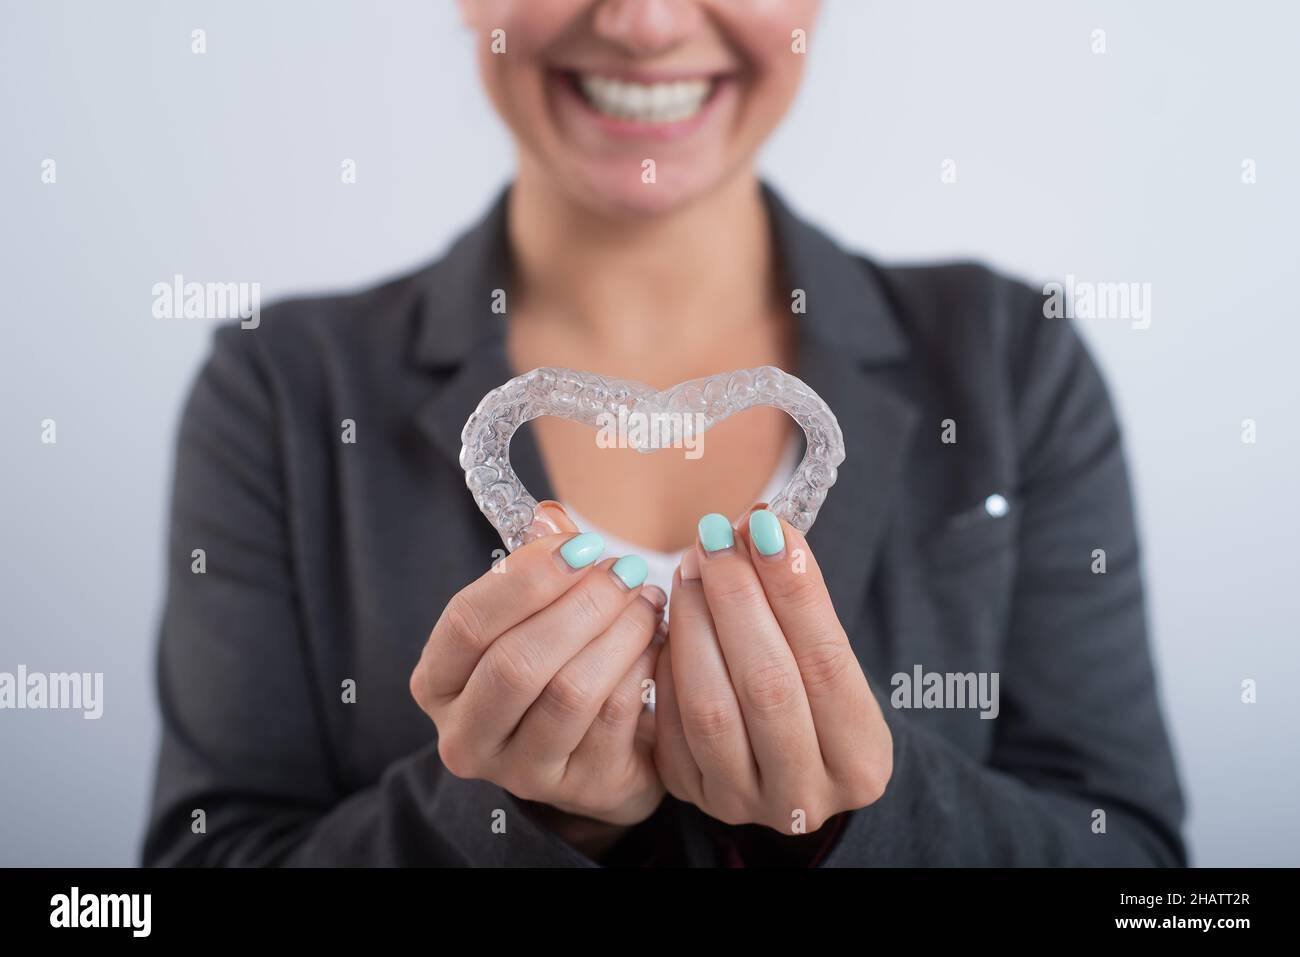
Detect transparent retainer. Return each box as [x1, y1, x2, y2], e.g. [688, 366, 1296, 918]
[461, 366, 846, 552]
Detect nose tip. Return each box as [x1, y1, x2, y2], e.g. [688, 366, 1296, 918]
[592, 0, 705, 56]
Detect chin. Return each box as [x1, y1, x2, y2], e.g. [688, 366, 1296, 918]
[559, 157, 734, 219]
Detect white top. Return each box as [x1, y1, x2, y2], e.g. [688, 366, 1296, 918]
[563, 431, 803, 602]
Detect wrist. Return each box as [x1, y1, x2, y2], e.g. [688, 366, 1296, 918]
[526, 802, 631, 860]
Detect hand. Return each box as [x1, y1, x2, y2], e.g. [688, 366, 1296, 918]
[653, 506, 892, 837]
[410, 502, 666, 853]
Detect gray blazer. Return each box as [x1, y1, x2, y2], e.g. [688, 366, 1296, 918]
[142, 183, 1185, 866]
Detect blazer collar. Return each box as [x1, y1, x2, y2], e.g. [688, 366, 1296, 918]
[412, 181, 918, 638]
[412, 180, 909, 369]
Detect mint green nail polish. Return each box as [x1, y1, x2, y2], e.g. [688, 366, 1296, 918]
[698, 513, 734, 552]
[612, 554, 648, 589]
[749, 509, 785, 556]
[560, 532, 604, 568]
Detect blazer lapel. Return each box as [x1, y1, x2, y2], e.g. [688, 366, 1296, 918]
[798, 341, 919, 638]
[415, 341, 556, 507]
[762, 182, 920, 637]
[407, 182, 560, 506]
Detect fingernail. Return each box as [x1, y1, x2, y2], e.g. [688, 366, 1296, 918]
[748, 508, 785, 557]
[522, 500, 574, 541]
[697, 513, 734, 553]
[559, 531, 604, 569]
[612, 554, 649, 590]
[641, 584, 668, 611]
[679, 546, 701, 581]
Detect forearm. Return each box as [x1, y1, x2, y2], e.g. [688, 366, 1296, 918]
[144, 740, 600, 867]
[817, 713, 1185, 867]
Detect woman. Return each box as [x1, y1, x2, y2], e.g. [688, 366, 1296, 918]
[142, 0, 1185, 866]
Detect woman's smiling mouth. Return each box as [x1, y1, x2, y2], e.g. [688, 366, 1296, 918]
[577, 74, 715, 124]
[552, 67, 733, 140]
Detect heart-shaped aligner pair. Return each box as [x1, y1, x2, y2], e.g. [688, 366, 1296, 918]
[460, 366, 846, 552]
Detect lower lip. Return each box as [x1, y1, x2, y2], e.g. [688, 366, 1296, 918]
[553, 71, 730, 143]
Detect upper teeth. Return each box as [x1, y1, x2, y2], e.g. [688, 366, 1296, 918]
[578, 75, 713, 123]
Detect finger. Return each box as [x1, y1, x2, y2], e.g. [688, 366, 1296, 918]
[667, 547, 759, 798]
[416, 503, 594, 703]
[510, 580, 666, 765]
[627, 639, 663, 755]
[740, 507, 884, 783]
[650, 636, 705, 807]
[570, 632, 661, 771]
[634, 618, 667, 745]
[455, 552, 651, 753]
[551, 639, 665, 825]
[693, 512, 822, 793]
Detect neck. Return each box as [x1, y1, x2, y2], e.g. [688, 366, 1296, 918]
[506, 160, 781, 364]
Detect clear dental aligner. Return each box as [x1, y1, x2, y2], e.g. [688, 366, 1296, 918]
[460, 366, 846, 552]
